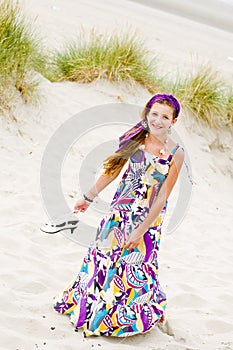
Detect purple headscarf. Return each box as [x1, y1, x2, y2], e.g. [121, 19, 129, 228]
[146, 93, 180, 118]
[115, 94, 180, 153]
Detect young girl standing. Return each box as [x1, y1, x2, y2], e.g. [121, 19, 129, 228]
[53, 94, 184, 337]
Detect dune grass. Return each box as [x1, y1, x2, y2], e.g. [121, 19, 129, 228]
[225, 89, 233, 126]
[170, 65, 227, 128]
[0, 0, 46, 114]
[50, 29, 161, 93]
[0, 1, 232, 129]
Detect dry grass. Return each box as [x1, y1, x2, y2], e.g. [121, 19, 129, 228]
[225, 89, 233, 126]
[171, 65, 227, 128]
[0, 2, 232, 129]
[50, 29, 162, 93]
[0, 0, 46, 115]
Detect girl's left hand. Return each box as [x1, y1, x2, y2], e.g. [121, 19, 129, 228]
[73, 198, 90, 213]
[125, 228, 144, 250]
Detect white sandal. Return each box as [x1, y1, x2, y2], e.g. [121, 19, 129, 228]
[40, 219, 79, 234]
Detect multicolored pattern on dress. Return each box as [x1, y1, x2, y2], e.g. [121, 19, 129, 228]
[53, 144, 180, 337]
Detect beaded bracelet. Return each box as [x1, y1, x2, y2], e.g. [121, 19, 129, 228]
[83, 194, 93, 203]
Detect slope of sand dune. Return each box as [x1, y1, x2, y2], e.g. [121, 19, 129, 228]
[130, 0, 233, 33]
[24, 0, 233, 80]
[1, 1, 233, 349]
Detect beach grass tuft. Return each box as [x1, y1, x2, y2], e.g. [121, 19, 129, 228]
[50, 29, 161, 92]
[225, 89, 233, 126]
[0, 0, 46, 114]
[0, 1, 232, 130]
[171, 64, 226, 128]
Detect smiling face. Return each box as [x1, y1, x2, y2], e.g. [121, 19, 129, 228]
[147, 102, 177, 136]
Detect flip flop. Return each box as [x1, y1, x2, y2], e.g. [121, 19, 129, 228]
[40, 220, 79, 234]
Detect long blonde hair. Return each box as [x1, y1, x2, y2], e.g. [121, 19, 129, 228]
[102, 100, 176, 177]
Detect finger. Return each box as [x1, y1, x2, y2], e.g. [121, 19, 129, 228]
[125, 240, 130, 248]
[126, 242, 138, 250]
[125, 242, 132, 249]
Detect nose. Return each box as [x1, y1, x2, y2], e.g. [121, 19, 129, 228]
[152, 115, 163, 124]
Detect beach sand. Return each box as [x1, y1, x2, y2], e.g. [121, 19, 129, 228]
[1, 0, 233, 349]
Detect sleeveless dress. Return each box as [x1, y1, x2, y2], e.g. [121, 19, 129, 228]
[53, 144, 180, 337]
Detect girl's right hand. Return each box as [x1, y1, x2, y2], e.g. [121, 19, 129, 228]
[73, 198, 90, 214]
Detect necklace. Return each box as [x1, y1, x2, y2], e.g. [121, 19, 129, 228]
[159, 139, 168, 156]
[143, 134, 169, 156]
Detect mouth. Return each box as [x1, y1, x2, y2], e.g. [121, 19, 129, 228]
[151, 124, 162, 129]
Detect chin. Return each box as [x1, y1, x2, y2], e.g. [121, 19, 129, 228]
[150, 128, 163, 135]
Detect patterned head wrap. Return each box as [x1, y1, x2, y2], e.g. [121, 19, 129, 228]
[116, 94, 180, 153]
[146, 93, 180, 118]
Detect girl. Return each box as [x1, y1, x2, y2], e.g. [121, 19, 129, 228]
[53, 94, 184, 337]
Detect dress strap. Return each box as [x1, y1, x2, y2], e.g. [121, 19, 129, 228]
[167, 144, 180, 162]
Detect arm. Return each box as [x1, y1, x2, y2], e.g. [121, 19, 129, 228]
[125, 148, 185, 249]
[86, 168, 123, 200]
[74, 168, 122, 213]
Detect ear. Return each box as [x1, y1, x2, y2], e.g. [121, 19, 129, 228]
[171, 118, 178, 126]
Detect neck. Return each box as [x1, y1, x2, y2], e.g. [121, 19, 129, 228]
[147, 132, 168, 145]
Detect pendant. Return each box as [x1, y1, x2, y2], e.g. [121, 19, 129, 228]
[159, 148, 166, 156]
[159, 139, 168, 155]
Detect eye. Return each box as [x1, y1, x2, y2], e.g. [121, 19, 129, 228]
[150, 112, 158, 117]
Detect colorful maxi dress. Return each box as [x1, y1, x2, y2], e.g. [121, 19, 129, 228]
[53, 144, 180, 337]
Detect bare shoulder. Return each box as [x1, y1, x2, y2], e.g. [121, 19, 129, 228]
[168, 139, 184, 160]
[171, 145, 185, 168]
[175, 145, 185, 160]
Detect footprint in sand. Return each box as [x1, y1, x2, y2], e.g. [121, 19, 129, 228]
[157, 320, 175, 337]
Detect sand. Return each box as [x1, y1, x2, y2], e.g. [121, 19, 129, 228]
[1, 0, 233, 349]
